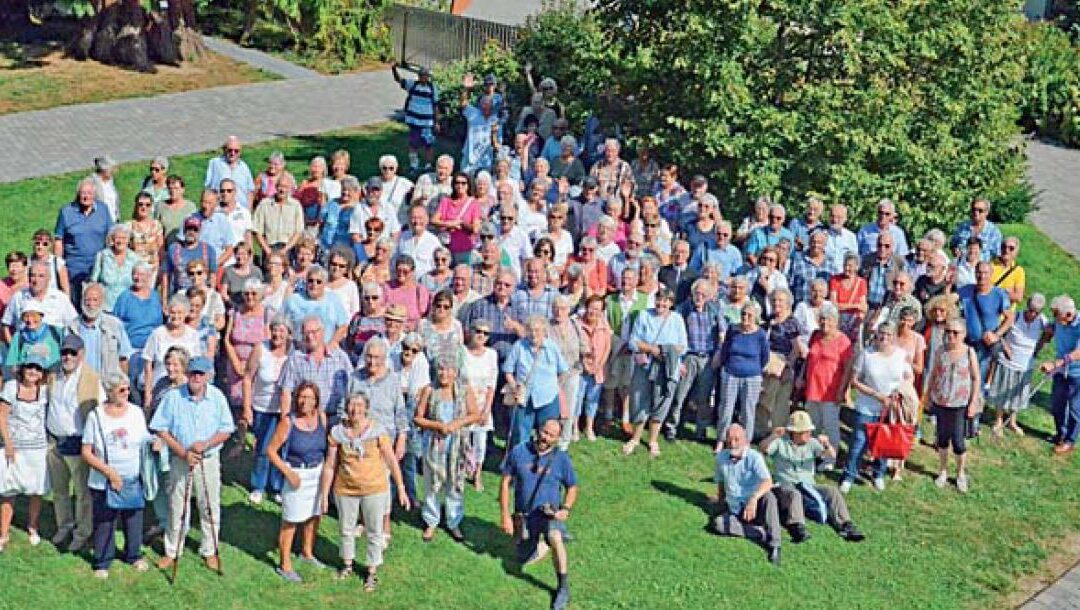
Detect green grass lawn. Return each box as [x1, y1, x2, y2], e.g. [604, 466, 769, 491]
[0, 126, 1077, 608]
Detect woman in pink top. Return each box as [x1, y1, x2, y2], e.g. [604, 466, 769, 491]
[381, 255, 430, 331]
[432, 172, 482, 265]
[577, 295, 613, 441]
[799, 303, 853, 470]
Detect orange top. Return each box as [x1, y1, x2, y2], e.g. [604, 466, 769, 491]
[329, 424, 390, 496]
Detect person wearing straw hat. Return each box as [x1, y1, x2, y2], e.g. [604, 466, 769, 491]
[150, 356, 234, 572]
[5, 300, 62, 373]
[759, 411, 865, 544]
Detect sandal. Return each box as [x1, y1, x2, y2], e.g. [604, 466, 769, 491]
[648, 442, 661, 458]
[422, 526, 437, 543]
[364, 572, 379, 592]
[1008, 422, 1025, 436]
[334, 565, 355, 580]
[621, 440, 639, 456]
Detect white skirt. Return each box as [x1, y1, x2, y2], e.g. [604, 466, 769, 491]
[0, 447, 50, 496]
[281, 464, 323, 523]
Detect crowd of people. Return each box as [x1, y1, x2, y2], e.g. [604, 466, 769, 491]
[0, 62, 1077, 608]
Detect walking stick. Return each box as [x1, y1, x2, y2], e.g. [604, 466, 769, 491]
[199, 459, 223, 576]
[171, 461, 196, 585]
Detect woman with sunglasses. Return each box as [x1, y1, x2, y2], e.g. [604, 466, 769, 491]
[185, 261, 225, 331]
[419, 247, 453, 294]
[139, 156, 170, 204]
[81, 373, 153, 578]
[419, 290, 463, 367]
[432, 172, 482, 265]
[460, 319, 497, 491]
[91, 224, 142, 311]
[325, 248, 359, 319]
[29, 229, 69, 295]
[224, 279, 269, 406]
[925, 319, 981, 493]
[0, 355, 51, 552]
[262, 251, 292, 315]
[125, 192, 164, 275]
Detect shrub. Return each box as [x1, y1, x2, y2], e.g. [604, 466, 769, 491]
[432, 39, 522, 138]
[1017, 22, 1080, 148]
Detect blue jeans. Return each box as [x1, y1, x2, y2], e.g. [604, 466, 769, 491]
[510, 395, 561, 450]
[844, 412, 887, 483]
[399, 451, 419, 507]
[250, 411, 283, 494]
[578, 374, 603, 419]
[1052, 375, 1080, 445]
[969, 342, 995, 387]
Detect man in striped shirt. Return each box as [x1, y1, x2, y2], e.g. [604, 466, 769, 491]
[392, 62, 440, 173]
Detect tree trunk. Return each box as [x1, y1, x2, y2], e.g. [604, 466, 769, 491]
[67, 0, 208, 70]
[166, 0, 207, 62]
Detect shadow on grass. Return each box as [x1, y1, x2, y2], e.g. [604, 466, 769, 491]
[650, 480, 713, 516]
[458, 515, 555, 595]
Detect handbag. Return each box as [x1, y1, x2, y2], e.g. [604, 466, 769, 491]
[865, 398, 915, 460]
[763, 352, 787, 378]
[93, 409, 146, 511]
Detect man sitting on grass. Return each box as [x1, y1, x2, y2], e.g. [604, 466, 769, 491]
[709, 423, 782, 566]
[758, 411, 865, 544]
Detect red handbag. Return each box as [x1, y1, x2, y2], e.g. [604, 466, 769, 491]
[865, 398, 915, 460]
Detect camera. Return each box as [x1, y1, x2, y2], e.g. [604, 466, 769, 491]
[539, 503, 559, 518]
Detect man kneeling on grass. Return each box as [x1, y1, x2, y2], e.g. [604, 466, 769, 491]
[758, 411, 865, 544]
[500, 419, 577, 610]
[709, 423, 782, 566]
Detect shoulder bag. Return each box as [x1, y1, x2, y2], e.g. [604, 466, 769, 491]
[865, 397, 915, 460]
[92, 408, 146, 511]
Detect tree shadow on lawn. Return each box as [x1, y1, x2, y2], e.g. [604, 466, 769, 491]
[458, 514, 555, 595]
[650, 480, 713, 516]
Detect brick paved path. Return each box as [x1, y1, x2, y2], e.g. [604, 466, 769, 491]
[202, 36, 322, 80]
[1028, 137, 1080, 261]
[1022, 558, 1080, 609]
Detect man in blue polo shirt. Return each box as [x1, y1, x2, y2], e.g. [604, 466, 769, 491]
[55, 177, 113, 309]
[193, 189, 237, 267]
[957, 261, 1014, 382]
[151, 356, 234, 571]
[1043, 295, 1080, 455]
[500, 419, 577, 610]
[710, 423, 782, 566]
[745, 204, 794, 265]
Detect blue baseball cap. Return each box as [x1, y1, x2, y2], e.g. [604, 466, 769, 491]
[188, 357, 214, 374]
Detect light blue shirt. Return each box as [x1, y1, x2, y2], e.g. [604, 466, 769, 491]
[629, 309, 688, 364]
[205, 157, 255, 208]
[74, 317, 133, 373]
[690, 243, 742, 278]
[856, 222, 909, 257]
[282, 293, 348, 344]
[746, 226, 795, 256]
[1055, 317, 1080, 379]
[951, 220, 1003, 261]
[502, 338, 569, 408]
[196, 210, 237, 264]
[149, 385, 235, 456]
[824, 226, 859, 274]
[714, 448, 771, 514]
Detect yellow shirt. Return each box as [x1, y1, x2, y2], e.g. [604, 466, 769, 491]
[991, 261, 1025, 308]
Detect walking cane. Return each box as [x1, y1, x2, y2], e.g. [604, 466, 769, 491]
[199, 459, 223, 576]
[171, 461, 196, 585]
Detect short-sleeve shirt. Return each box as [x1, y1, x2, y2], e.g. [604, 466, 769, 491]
[462, 105, 499, 173]
[54, 202, 113, 276]
[329, 423, 391, 496]
[281, 293, 349, 344]
[83, 405, 150, 489]
[957, 285, 1010, 341]
[148, 384, 235, 456]
[501, 442, 577, 515]
[714, 448, 770, 514]
[435, 196, 483, 255]
[766, 437, 824, 487]
[0, 380, 48, 450]
[805, 331, 853, 402]
[502, 338, 569, 407]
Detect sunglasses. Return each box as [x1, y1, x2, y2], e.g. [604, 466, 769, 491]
[645, 223, 659, 228]
[402, 347, 420, 354]
[60, 349, 79, 357]
[329, 262, 348, 268]
[972, 207, 988, 214]
[381, 166, 396, 171]
[307, 278, 324, 284]
[434, 303, 452, 310]
[454, 181, 469, 186]
[136, 201, 153, 207]
[550, 215, 565, 220]
[33, 240, 50, 246]
[220, 188, 234, 193]
[581, 247, 595, 253]
[945, 329, 963, 336]
[189, 270, 206, 276]
[473, 329, 490, 336]
[500, 216, 515, 221]
[768, 215, 783, 220]
[363, 295, 380, 300]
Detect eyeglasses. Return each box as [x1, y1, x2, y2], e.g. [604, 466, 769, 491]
[402, 347, 420, 354]
[538, 249, 552, 255]
[329, 262, 348, 268]
[136, 201, 153, 207]
[363, 295, 380, 300]
[972, 207, 988, 214]
[434, 303, 452, 310]
[115, 386, 131, 393]
[645, 223, 659, 228]
[473, 329, 490, 336]
[243, 291, 258, 296]
[220, 188, 234, 193]
[381, 166, 396, 171]
[580, 247, 595, 253]
[761, 256, 777, 263]
[190, 270, 206, 276]
[627, 241, 643, 247]
[718, 232, 732, 237]
[768, 215, 783, 220]
[500, 216, 515, 221]
[879, 243, 893, 249]
[150, 166, 163, 172]
[945, 329, 963, 336]
[307, 278, 324, 284]
[33, 240, 50, 246]
[226, 148, 240, 154]
[454, 180, 469, 186]
[550, 215, 565, 220]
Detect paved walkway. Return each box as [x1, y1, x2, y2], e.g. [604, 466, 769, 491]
[202, 36, 322, 80]
[1028, 137, 1080, 261]
[1022, 558, 1080, 609]
[461, 0, 546, 25]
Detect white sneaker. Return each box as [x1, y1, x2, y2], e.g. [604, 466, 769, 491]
[27, 529, 41, 547]
[839, 480, 852, 495]
[272, 493, 283, 504]
[935, 472, 948, 488]
[248, 490, 264, 505]
[956, 474, 970, 494]
[93, 569, 109, 579]
[819, 463, 834, 473]
[873, 477, 886, 491]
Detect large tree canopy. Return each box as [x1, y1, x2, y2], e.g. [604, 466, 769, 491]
[531, 0, 1029, 232]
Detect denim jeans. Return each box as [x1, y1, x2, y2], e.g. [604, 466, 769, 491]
[250, 411, 283, 494]
[844, 411, 887, 483]
[510, 396, 562, 450]
[399, 451, 420, 507]
[1052, 375, 1080, 445]
[577, 374, 603, 418]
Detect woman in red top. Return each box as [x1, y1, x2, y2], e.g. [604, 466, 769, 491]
[829, 252, 868, 344]
[295, 157, 328, 234]
[432, 172, 482, 265]
[799, 303, 853, 471]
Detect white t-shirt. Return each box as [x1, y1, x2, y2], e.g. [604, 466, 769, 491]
[854, 348, 911, 417]
[348, 202, 401, 240]
[223, 206, 253, 246]
[328, 280, 360, 319]
[252, 346, 286, 413]
[538, 229, 574, 266]
[380, 176, 415, 214]
[83, 404, 150, 490]
[142, 326, 204, 384]
[2, 288, 78, 330]
[517, 202, 548, 240]
[46, 367, 107, 438]
[596, 241, 621, 264]
[397, 230, 442, 278]
[395, 352, 431, 399]
[463, 347, 498, 431]
[999, 313, 1048, 372]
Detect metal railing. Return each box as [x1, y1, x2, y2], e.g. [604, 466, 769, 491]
[385, 4, 521, 68]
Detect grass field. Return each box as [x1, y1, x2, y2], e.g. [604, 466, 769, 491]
[0, 125, 1077, 609]
[0, 28, 278, 115]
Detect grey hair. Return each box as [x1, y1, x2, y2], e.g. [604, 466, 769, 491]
[924, 228, 946, 247]
[379, 154, 399, 169]
[474, 170, 492, 187]
[436, 154, 455, 168]
[843, 252, 861, 266]
[565, 262, 583, 278]
[401, 332, 424, 349]
[655, 287, 676, 302]
[243, 278, 265, 293]
[269, 315, 292, 332]
[363, 336, 389, 357]
[597, 215, 617, 230]
[553, 294, 573, 309]
[580, 236, 598, 249]
[341, 176, 361, 191]
[167, 294, 191, 312]
[1028, 292, 1046, 311]
[877, 198, 895, 212]
[82, 282, 105, 302]
[361, 282, 381, 296]
[310, 155, 327, 171]
[268, 150, 285, 164]
[768, 203, 786, 216]
[810, 278, 829, 293]
[103, 371, 129, 392]
[560, 135, 578, 150]
[671, 239, 689, 251]
[717, 219, 733, 232]
[1051, 294, 1076, 316]
[107, 223, 132, 241]
[1004, 235, 1021, 248]
[132, 262, 154, 278]
[729, 274, 748, 288]
[152, 156, 169, 171]
[876, 321, 898, 336]
[301, 314, 325, 332]
[702, 262, 723, 277]
[818, 302, 840, 321]
[700, 194, 719, 208]
[604, 137, 620, 151]
[769, 287, 794, 307]
[525, 315, 549, 333]
[742, 300, 763, 320]
[75, 176, 95, 196]
[306, 264, 328, 282]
